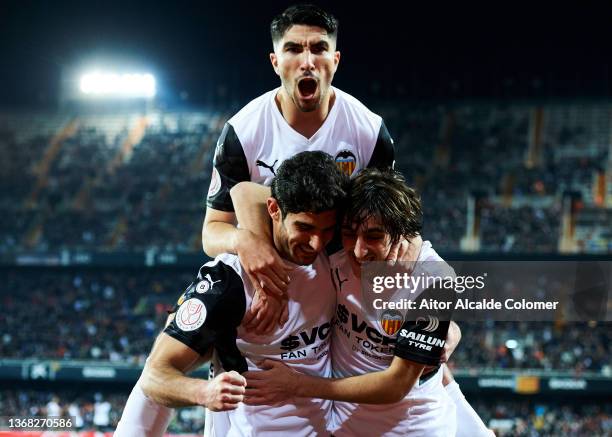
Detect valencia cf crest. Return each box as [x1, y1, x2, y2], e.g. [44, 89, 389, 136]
[380, 309, 404, 336]
[335, 150, 357, 176]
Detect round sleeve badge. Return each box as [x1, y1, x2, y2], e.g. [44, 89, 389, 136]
[175, 298, 207, 332]
[196, 280, 210, 293]
[208, 167, 222, 197]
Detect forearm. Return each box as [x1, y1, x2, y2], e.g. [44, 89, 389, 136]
[230, 182, 272, 240]
[141, 363, 206, 408]
[202, 219, 241, 257]
[295, 366, 423, 404]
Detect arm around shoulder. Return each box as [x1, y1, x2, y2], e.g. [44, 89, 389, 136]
[202, 207, 240, 257]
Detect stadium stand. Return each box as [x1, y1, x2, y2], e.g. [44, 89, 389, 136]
[2, 102, 611, 254]
[1, 101, 611, 436]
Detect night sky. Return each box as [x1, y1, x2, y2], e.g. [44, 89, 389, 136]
[2, 1, 612, 107]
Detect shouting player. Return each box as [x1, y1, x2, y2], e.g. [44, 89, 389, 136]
[201, 4, 403, 310]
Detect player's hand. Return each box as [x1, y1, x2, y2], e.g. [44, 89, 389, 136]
[236, 229, 292, 298]
[243, 359, 298, 405]
[198, 371, 247, 412]
[386, 235, 422, 267]
[441, 321, 461, 363]
[243, 288, 289, 335]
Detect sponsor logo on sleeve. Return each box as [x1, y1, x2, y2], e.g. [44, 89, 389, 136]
[176, 298, 207, 332]
[416, 315, 439, 332]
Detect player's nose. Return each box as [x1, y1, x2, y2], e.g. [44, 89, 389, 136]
[300, 50, 315, 71]
[309, 233, 324, 253]
[354, 237, 368, 259]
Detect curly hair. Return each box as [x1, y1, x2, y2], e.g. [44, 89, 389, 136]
[271, 151, 348, 216]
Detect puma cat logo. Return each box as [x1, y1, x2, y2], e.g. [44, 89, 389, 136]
[256, 159, 278, 175]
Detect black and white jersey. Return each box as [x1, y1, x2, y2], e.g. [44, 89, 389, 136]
[206, 86, 395, 211]
[165, 253, 336, 437]
[329, 242, 456, 436]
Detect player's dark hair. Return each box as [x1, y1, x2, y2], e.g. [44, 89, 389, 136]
[270, 4, 339, 45]
[343, 168, 422, 244]
[271, 151, 348, 217]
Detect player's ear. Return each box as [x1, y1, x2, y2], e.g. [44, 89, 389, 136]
[267, 198, 281, 221]
[270, 52, 280, 76]
[333, 50, 341, 72]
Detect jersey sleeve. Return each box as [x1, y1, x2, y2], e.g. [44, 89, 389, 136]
[205, 123, 251, 212]
[164, 261, 246, 358]
[366, 120, 395, 169]
[394, 286, 456, 366]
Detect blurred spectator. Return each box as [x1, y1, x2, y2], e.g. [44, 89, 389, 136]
[1, 104, 609, 254]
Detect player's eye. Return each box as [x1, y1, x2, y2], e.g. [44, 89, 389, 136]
[311, 45, 326, 54]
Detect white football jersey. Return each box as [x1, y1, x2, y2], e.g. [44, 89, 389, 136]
[166, 252, 336, 437]
[329, 241, 456, 437]
[207, 87, 395, 211]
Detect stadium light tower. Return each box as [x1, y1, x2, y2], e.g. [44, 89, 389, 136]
[79, 72, 156, 98]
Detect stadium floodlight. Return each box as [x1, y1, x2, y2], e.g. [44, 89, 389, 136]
[79, 72, 156, 98]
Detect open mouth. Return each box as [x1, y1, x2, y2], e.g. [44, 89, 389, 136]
[297, 77, 318, 98]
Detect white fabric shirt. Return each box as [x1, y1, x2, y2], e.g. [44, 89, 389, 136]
[203, 253, 336, 437]
[207, 87, 394, 211]
[230, 86, 384, 184]
[329, 241, 456, 436]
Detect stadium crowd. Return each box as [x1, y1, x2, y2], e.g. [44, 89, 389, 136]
[0, 270, 609, 375]
[1, 102, 609, 255]
[1, 389, 609, 436]
[0, 389, 204, 433]
[0, 269, 188, 364]
[473, 398, 612, 436]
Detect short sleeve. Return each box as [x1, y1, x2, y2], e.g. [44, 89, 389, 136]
[205, 123, 251, 212]
[366, 121, 395, 169]
[164, 261, 246, 356]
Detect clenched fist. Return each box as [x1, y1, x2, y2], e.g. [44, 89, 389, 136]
[199, 371, 247, 411]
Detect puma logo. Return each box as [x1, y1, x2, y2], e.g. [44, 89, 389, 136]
[335, 268, 348, 291]
[256, 159, 278, 175]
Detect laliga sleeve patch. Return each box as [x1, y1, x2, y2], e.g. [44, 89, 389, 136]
[208, 167, 222, 197]
[175, 298, 207, 332]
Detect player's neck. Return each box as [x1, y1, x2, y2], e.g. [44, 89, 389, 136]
[276, 89, 336, 139]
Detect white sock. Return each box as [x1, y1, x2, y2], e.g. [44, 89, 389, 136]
[114, 379, 174, 437]
[445, 380, 494, 437]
